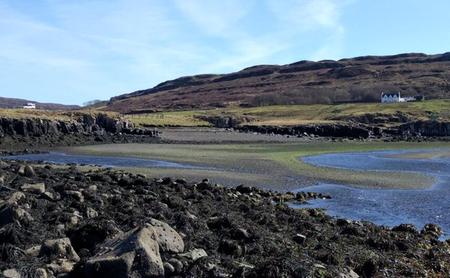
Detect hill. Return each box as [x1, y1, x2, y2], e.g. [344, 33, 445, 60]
[105, 52, 450, 113]
[0, 96, 79, 110]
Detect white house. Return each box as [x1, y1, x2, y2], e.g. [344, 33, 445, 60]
[23, 103, 36, 109]
[381, 92, 406, 103]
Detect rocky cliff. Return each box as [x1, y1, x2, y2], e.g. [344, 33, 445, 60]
[238, 123, 374, 139]
[0, 113, 159, 150]
[237, 120, 450, 140]
[397, 121, 450, 137]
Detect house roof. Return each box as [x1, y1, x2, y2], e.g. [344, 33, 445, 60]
[381, 92, 400, 97]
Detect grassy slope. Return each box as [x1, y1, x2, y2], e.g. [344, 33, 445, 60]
[61, 141, 450, 190]
[3, 99, 448, 126]
[125, 99, 450, 127]
[0, 109, 118, 121]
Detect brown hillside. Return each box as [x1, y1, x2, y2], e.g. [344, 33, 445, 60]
[0, 96, 79, 110]
[106, 52, 450, 113]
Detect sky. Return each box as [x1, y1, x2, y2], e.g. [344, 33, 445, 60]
[0, 0, 449, 105]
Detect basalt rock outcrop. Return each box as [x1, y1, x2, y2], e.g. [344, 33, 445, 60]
[237, 123, 375, 139]
[397, 120, 450, 137]
[0, 113, 160, 149]
[236, 120, 450, 140]
[194, 115, 254, 129]
[1, 161, 450, 277]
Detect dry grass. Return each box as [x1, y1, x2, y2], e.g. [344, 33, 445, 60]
[0, 109, 119, 121]
[125, 99, 450, 127]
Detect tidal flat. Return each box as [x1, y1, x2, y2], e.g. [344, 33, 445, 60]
[58, 141, 450, 191]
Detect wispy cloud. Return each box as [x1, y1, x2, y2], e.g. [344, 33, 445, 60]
[0, 0, 354, 104]
[173, 0, 255, 36]
[267, 0, 342, 30]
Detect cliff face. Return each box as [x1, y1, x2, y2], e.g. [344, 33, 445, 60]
[0, 113, 159, 150]
[398, 121, 450, 137]
[237, 121, 450, 139]
[106, 52, 450, 113]
[0, 114, 130, 137]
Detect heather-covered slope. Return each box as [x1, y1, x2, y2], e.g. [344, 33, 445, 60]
[0, 97, 79, 110]
[106, 52, 450, 113]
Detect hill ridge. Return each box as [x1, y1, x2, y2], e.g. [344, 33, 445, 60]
[106, 52, 450, 113]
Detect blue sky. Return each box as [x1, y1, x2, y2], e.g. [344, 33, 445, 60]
[1, 0, 449, 105]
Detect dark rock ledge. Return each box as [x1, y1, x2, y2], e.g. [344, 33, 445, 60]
[0, 113, 160, 151]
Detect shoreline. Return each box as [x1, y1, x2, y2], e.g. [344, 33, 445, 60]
[1, 160, 450, 277]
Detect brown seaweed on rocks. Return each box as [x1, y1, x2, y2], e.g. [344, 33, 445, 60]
[0, 161, 449, 277]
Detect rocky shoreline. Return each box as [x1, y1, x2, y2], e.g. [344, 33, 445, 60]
[1, 161, 450, 277]
[237, 121, 450, 141]
[192, 115, 450, 141]
[0, 113, 160, 151]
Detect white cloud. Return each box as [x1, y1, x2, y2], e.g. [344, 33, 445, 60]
[266, 0, 343, 30]
[265, 0, 350, 61]
[173, 0, 255, 36]
[0, 0, 354, 104]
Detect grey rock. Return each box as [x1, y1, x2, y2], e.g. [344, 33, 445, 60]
[46, 259, 77, 274]
[168, 258, 183, 273]
[64, 190, 84, 202]
[40, 191, 55, 201]
[24, 165, 36, 177]
[34, 268, 47, 278]
[39, 238, 80, 262]
[25, 245, 41, 257]
[21, 183, 45, 194]
[86, 207, 98, 218]
[18, 166, 26, 176]
[2, 268, 21, 278]
[6, 192, 25, 205]
[147, 218, 184, 253]
[163, 262, 175, 275]
[85, 226, 164, 278]
[339, 268, 360, 278]
[179, 248, 208, 262]
[0, 205, 33, 226]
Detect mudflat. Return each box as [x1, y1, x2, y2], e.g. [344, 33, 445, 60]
[58, 139, 450, 190]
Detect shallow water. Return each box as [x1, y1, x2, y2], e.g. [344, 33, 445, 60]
[298, 149, 450, 237]
[3, 152, 198, 169]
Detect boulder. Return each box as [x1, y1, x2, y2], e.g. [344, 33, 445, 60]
[84, 226, 164, 278]
[421, 223, 442, 238]
[2, 268, 21, 278]
[179, 248, 208, 262]
[46, 259, 77, 274]
[21, 183, 45, 194]
[392, 224, 419, 234]
[39, 237, 80, 262]
[24, 165, 36, 177]
[0, 205, 33, 226]
[5, 192, 25, 205]
[146, 218, 184, 253]
[338, 268, 360, 278]
[64, 190, 84, 202]
[86, 207, 98, 218]
[34, 268, 47, 278]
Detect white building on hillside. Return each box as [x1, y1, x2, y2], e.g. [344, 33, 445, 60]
[381, 92, 405, 103]
[23, 103, 36, 109]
